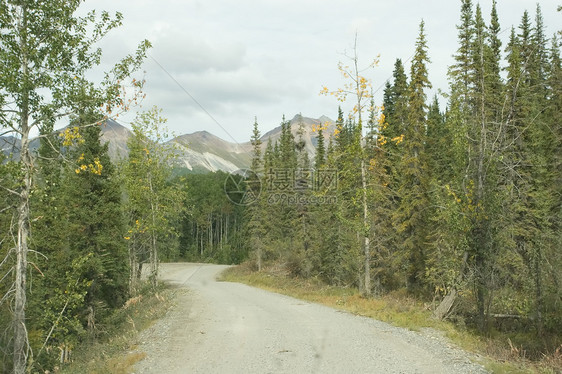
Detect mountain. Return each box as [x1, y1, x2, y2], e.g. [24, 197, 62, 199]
[1, 114, 335, 173]
[0, 136, 21, 158]
[168, 114, 335, 173]
[100, 119, 131, 160]
[1, 119, 131, 161]
[169, 131, 252, 173]
[260, 114, 335, 156]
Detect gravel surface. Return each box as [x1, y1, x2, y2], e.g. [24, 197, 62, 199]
[133, 263, 489, 374]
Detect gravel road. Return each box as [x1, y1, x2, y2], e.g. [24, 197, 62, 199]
[133, 263, 488, 374]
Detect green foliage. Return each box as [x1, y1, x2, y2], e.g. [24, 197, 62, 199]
[250, 117, 263, 173]
[314, 127, 326, 170]
[0, 0, 559, 371]
[178, 171, 247, 264]
[0, 1, 150, 372]
[122, 107, 185, 290]
[236, 0, 561, 363]
[57, 284, 172, 374]
[24, 114, 131, 371]
[65, 114, 129, 311]
[393, 20, 432, 293]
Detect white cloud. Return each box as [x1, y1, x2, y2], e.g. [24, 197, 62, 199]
[148, 27, 247, 74]
[78, 0, 561, 143]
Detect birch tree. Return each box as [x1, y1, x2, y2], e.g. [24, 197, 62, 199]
[321, 35, 382, 295]
[0, 2, 149, 371]
[123, 107, 183, 291]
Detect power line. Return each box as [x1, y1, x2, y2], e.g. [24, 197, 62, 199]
[149, 54, 241, 145]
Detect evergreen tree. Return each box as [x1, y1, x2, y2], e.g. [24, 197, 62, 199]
[467, 4, 500, 329]
[379, 61, 409, 287]
[250, 117, 262, 173]
[485, 0, 503, 123]
[178, 172, 245, 264]
[425, 96, 448, 181]
[264, 138, 275, 172]
[449, 0, 474, 102]
[396, 20, 431, 292]
[389, 59, 409, 138]
[499, 8, 559, 335]
[314, 127, 326, 170]
[248, 118, 266, 270]
[382, 81, 394, 121]
[27, 122, 87, 369]
[63, 113, 129, 336]
[365, 96, 378, 150]
[0, 2, 149, 369]
[279, 115, 297, 170]
[546, 36, 562, 330]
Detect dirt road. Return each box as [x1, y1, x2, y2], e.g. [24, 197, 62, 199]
[133, 263, 487, 374]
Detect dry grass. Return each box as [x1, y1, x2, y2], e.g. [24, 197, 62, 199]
[220, 263, 562, 374]
[100, 352, 147, 374]
[220, 264, 437, 331]
[58, 284, 172, 374]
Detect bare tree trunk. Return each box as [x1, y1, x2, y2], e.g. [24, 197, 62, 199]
[225, 215, 229, 243]
[200, 226, 203, 257]
[257, 245, 262, 272]
[219, 214, 223, 250]
[533, 248, 544, 336]
[209, 214, 213, 250]
[129, 241, 138, 295]
[349, 34, 372, 297]
[149, 174, 158, 289]
[433, 289, 457, 320]
[433, 251, 469, 320]
[14, 8, 31, 370]
[14, 136, 31, 374]
[150, 228, 157, 289]
[361, 158, 371, 296]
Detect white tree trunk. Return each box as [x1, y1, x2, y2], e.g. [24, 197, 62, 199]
[361, 158, 371, 296]
[14, 10, 31, 369]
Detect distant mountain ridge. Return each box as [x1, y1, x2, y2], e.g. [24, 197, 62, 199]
[100, 119, 132, 160]
[170, 131, 252, 173]
[1, 114, 335, 173]
[1, 119, 130, 161]
[168, 114, 335, 173]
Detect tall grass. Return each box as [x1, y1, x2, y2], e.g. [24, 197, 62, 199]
[58, 284, 172, 374]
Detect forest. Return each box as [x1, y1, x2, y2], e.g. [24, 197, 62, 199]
[238, 0, 562, 365]
[0, 0, 561, 373]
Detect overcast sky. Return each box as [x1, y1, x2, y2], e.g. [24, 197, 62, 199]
[84, 0, 560, 143]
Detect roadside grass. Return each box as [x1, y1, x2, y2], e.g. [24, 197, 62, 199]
[57, 283, 172, 374]
[219, 263, 562, 374]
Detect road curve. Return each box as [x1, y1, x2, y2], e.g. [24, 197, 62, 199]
[133, 263, 487, 374]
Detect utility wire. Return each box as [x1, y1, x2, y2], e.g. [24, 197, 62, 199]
[149, 54, 241, 145]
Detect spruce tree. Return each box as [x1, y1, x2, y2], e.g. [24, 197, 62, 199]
[546, 36, 562, 330]
[380, 62, 409, 285]
[502, 8, 558, 335]
[248, 118, 266, 270]
[27, 123, 86, 368]
[0, 2, 149, 369]
[314, 127, 326, 170]
[63, 113, 128, 335]
[449, 0, 474, 102]
[250, 117, 262, 173]
[425, 96, 448, 181]
[396, 20, 431, 292]
[485, 0, 503, 123]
